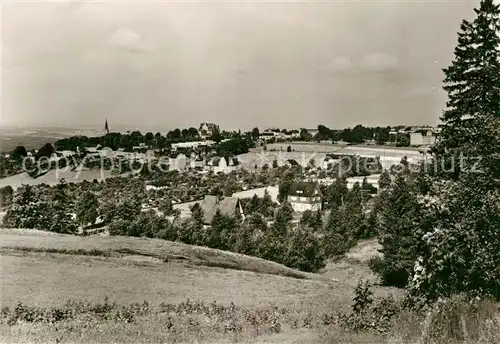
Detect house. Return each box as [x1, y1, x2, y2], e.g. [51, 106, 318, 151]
[398, 126, 413, 135]
[99, 147, 115, 159]
[145, 150, 156, 161]
[200, 195, 244, 225]
[58, 150, 76, 158]
[199, 123, 219, 139]
[389, 128, 398, 136]
[410, 130, 437, 147]
[171, 140, 215, 151]
[305, 128, 319, 137]
[232, 186, 279, 203]
[190, 156, 205, 169]
[86, 144, 102, 153]
[132, 142, 149, 151]
[208, 156, 235, 174]
[287, 181, 322, 212]
[169, 153, 187, 172]
[259, 131, 278, 142]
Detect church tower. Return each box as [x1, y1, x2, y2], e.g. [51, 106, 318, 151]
[104, 118, 109, 135]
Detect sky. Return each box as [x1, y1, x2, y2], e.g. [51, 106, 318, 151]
[2, 0, 480, 131]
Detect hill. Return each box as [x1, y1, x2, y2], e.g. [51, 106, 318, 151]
[0, 230, 399, 343]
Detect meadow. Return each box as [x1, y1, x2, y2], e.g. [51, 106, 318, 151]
[0, 229, 406, 343]
[2, 230, 499, 344]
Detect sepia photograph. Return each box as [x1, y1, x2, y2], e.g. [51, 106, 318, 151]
[1, 0, 499, 343]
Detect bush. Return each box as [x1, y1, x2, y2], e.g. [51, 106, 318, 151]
[339, 280, 400, 333]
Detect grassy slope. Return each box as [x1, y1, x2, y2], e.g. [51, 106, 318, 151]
[0, 228, 315, 280]
[0, 230, 400, 343]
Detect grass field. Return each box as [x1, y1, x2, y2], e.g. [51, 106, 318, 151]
[0, 229, 405, 343]
[0, 168, 130, 190]
[2, 230, 497, 343]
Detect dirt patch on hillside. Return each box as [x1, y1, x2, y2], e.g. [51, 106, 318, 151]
[122, 255, 164, 264]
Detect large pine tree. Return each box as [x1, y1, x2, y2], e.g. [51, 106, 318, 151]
[409, 0, 500, 303]
[434, 0, 500, 183]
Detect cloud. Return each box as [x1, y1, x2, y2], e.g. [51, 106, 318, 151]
[327, 57, 352, 73]
[106, 28, 153, 53]
[360, 53, 398, 72]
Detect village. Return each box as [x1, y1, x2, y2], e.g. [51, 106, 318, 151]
[1, 1, 499, 343]
[0, 120, 436, 232]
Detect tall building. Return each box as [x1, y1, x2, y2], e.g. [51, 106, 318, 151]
[198, 123, 219, 139]
[104, 118, 109, 135]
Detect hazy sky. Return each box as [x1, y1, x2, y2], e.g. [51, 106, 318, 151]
[3, 0, 480, 131]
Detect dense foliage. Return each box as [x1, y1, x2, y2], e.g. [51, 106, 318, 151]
[406, 0, 500, 304]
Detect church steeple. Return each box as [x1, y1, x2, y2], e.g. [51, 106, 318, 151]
[104, 118, 109, 134]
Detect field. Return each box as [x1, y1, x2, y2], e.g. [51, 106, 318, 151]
[0, 168, 129, 190]
[0, 127, 102, 152]
[0, 229, 403, 343]
[241, 143, 425, 170]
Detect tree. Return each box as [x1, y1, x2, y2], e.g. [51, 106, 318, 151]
[187, 127, 199, 139]
[37, 143, 55, 158]
[190, 202, 204, 224]
[207, 210, 237, 250]
[346, 182, 364, 232]
[378, 170, 391, 189]
[317, 125, 333, 141]
[158, 197, 174, 216]
[272, 202, 294, 236]
[278, 171, 294, 203]
[76, 191, 99, 228]
[233, 213, 265, 255]
[408, 0, 500, 303]
[246, 194, 261, 215]
[0, 186, 14, 208]
[49, 181, 78, 234]
[11, 146, 27, 160]
[376, 127, 390, 145]
[284, 225, 326, 272]
[114, 197, 141, 223]
[323, 205, 351, 256]
[300, 209, 323, 231]
[145, 132, 154, 142]
[210, 126, 223, 143]
[433, 0, 500, 183]
[260, 190, 274, 217]
[299, 128, 312, 141]
[375, 175, 422, 288]
[361, 177, 377, 196]
[325, 177, 348, 208]
[251, 127, 260, 139]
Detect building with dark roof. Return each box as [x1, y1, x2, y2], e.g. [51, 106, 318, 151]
[198, 123, 219, 139]
[200, 195, 243, 225]
[287, 181, 322, 212]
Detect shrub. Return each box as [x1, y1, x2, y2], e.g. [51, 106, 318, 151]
[339, 280, 400, 333]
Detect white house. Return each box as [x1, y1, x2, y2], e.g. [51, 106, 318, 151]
[287, 181, 322, 213]
[171, 140, 215, 151]
[169, 153, 187, 172]
[410, 130, 437, 147]
[305, 128, 319, 137]
[132, 142, 149, 151]
[208, 156, 233, 174]
[86, 145, 102, 153]
[190, 156, 205, 170]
